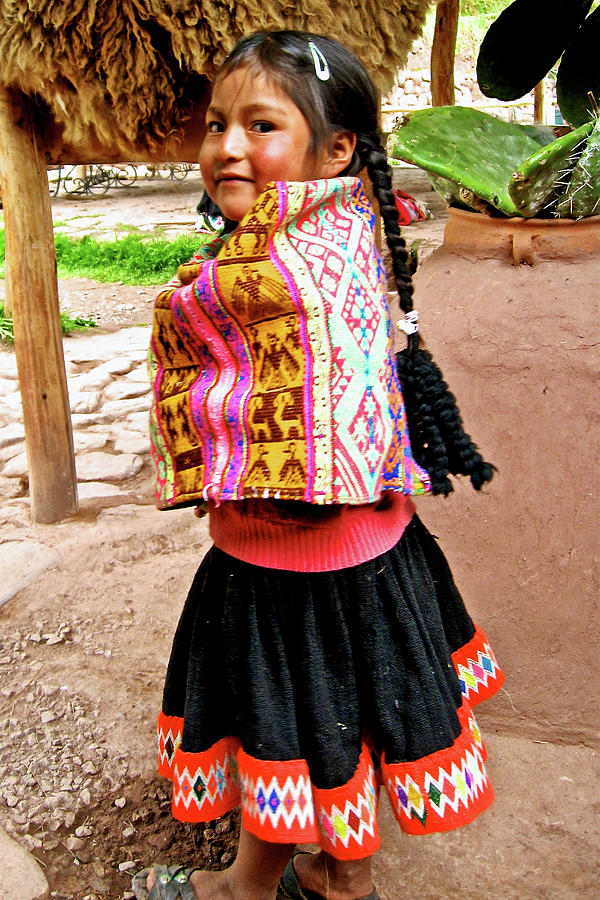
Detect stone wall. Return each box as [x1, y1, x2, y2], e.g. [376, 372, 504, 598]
[382, 36, 559, 132]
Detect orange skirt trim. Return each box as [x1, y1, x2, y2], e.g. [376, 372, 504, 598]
[381, 698, 494, 835]
[157, 715, 380, 858]
[157, 702, 495, 856]
[452, 624, 504, 706]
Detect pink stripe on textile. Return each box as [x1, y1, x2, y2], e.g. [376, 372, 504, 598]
[272, 181, 316, 501]
[206, 263, 254, 498]
[175, 262, 253, 499]
[177, 277, 237, 496]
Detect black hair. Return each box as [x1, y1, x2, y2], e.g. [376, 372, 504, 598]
[196, 189, 237, 233]
[216, 31, 494, 495]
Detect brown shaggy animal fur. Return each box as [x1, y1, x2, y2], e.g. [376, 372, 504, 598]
[0, 0, 432, 155]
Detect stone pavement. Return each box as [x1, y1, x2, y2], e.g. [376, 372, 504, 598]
[0, 325, 153, 549]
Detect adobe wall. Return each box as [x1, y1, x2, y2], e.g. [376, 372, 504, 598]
[412, 244, 599, 747]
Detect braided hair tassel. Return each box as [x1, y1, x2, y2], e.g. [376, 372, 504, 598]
[396, 339, 495, 494]
[362, 139, 495, 495]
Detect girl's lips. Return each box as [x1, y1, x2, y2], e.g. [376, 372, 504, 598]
[216, 175, 252, 184]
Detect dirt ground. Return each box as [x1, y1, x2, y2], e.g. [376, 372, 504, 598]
[0, 170, 598, 900]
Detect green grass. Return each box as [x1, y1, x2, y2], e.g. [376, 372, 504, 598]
[52, 231, 206, 285]
[0, 227, 209, 343]
[0, 300, 97, 345]
[0, 228, 208, 286]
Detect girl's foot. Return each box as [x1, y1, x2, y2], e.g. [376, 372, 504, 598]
[142, 866, 247, 898]
[141, 822, 295, 900]
[290, 850, 377, 900]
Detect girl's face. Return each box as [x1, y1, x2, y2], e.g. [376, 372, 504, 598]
[200, 66, 354, 222]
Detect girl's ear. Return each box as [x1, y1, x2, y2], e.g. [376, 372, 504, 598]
[321, 131, 357, 178]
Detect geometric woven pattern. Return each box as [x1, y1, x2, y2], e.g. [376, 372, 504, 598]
[161, 736, 381, 857]
[171, 736, 242, 823]
[452, 624, 505, 706]
[156, 625, 504, 855]
[238, 748, 317, 845]
[382, 699, 494, 835]
[312, 745, 379, 859]
[149, 177, 431, 511]
[157, 695, 497, 853]
[157, 712, 183, 777]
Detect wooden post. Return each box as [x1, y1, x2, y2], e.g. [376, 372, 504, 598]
[534, 80, 545, 124]
[431, 0, 460, 107]
[0, 88, 78, 522]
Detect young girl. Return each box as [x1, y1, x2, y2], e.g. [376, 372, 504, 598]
[135, 30, 503, 900]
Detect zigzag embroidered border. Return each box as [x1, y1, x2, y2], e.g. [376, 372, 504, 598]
[157, 700, 493, 855]
[156, 621, 504, 858]
[381, 698, 494, 835]
[452, 623, 505, 705]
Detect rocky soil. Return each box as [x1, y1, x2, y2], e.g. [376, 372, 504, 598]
[0, 550, 240, 899]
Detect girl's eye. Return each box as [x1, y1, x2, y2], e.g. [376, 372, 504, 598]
[252, 121, 275, 134]
[206, 120, 224, 134]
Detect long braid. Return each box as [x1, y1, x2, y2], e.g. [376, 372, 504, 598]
[361, 135, 495, 495]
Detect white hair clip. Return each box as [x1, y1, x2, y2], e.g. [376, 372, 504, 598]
[397, 310, 419, 336]
[308, 40, 330, 81]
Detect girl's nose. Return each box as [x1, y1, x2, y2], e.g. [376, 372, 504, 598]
[216, 125, 245, 161]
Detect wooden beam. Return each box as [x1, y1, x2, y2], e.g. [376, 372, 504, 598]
[431, 0, 460, 107]
[534, 80, 545, 124]
[0, 87, 78, 523]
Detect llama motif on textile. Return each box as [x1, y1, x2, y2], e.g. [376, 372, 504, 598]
[149, 178, 431, 509]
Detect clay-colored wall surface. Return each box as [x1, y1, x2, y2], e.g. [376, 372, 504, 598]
[412, 246, 599, 746]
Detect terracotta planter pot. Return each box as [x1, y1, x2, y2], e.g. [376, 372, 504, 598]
[444, 206, 600, 264]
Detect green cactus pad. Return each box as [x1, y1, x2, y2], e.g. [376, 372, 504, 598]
[557, 6, 600, 127]
[518, 124, 561, 148]
[509, 120, 594, 216]
[427, 173, 497, 214]
[476, 0, 593, 102]
[555, 118, 600, 217]
[389, 106, 546, 216]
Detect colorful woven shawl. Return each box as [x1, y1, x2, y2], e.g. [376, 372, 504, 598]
[149, 177, 431, 508]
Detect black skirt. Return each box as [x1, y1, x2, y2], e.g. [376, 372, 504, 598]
[157, 516, 503, 858]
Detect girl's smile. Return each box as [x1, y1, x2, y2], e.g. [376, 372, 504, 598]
[199, 67, 354, 222]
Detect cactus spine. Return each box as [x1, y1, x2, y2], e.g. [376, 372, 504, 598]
[509, 121, 594, 216]
[555, 118, 600, 217]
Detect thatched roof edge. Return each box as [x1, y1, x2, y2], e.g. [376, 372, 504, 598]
[0, 0, 432, 155]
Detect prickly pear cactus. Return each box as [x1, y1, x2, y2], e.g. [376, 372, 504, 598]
[426, 173, 495, 213]
[555, 118, 600, 217]
[425, 124, 556, 213]
[509, 120, 594, 216]
[389, 106, 551, 217]
[557, 6, 600, 127]
[477, 0, 594, 102]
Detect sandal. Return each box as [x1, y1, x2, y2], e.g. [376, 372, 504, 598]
[277, 851, 380, 900]
[132, 865, 200, 899]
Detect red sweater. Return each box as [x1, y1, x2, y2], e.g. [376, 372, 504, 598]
[209, 492, 415, 572]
